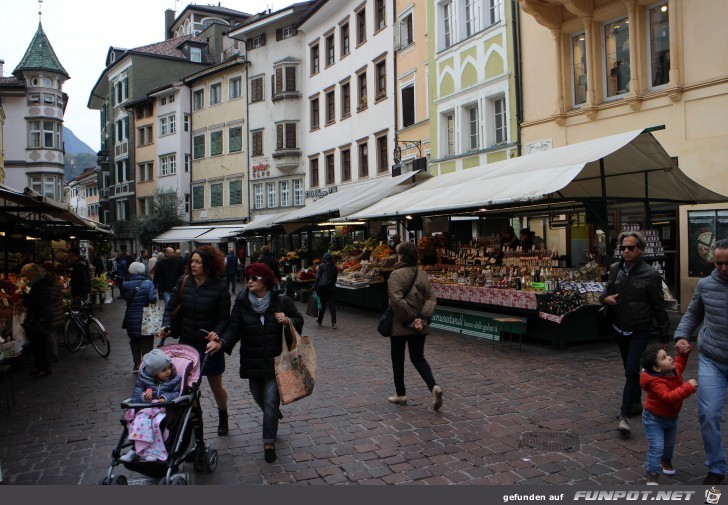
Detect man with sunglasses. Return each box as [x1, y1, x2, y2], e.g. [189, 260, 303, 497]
[673, 239, 728, 485]
[600, 231, 670, 436]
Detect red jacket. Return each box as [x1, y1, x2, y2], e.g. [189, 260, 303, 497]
[640, 351, 696, 417]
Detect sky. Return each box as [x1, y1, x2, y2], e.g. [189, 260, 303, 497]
[1, 0, 293, 151]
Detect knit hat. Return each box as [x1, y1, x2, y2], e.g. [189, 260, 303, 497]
[142, 349, 171, 377]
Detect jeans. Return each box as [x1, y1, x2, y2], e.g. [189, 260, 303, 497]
[160, 291, 172, 307]
[129, 335, 154, 369]
[248, 377, 281, 444]
[615, 329, 650, 417]
[390, 334, 437, 396]
[642, 409, 678, 474]
[226, 273, 237, 294]
[698, 353, 728, 475]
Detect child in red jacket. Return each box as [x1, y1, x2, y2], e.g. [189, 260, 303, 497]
[639, 345, 697, 485]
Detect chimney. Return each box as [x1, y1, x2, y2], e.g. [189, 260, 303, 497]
[0, 60, 4, 77]
[165, 9, 175, 40]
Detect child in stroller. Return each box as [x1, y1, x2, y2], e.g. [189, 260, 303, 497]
[102, 344, 218, 485]
[121, 349, 182, 462]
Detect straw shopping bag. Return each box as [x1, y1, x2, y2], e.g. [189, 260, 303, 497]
[274, 321, 317, 405]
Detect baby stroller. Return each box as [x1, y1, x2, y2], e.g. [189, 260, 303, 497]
[100, 344, 218, 485]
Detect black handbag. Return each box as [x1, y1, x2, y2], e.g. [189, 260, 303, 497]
[377, 269, 418, 337]
[597, 304, 615, 335]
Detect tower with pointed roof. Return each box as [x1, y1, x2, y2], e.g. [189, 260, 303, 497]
[0, 21, 69, 201]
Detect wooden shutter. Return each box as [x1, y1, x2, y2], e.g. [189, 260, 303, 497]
[253, 131, 262, 156]
[277, 124, 284, 149]
[260, 33, 266, 46]
[275, 68, 283, 94]
[285, 123, 296, 149]
[402, 86, 415, 127]
[285, 67, 296, 92]
[276, 29, 282, 41]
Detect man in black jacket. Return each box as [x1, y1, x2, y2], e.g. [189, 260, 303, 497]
[154, 247, 185, 306]
[259, 245, 281, 284]
[600, 231, 670, 435]
[67, 247, 91, 303]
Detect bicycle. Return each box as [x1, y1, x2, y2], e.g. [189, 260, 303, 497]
[63, 299, 111, 358]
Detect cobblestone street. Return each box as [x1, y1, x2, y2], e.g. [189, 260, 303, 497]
[0, 294, 720, 485]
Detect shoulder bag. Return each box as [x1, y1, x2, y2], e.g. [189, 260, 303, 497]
[377, 269, 418, 337]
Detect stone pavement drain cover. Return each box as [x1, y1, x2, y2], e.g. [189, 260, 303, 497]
[519, 431, 580, 452]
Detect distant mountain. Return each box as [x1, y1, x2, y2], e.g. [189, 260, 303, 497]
[63, 128, 97, 182]
[63, 127, 96, 156]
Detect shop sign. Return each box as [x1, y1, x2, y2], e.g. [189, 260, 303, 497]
[430, 307, 501, 341]
[305, 186, 337, 201]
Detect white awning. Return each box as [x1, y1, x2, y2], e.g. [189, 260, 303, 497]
[277, 171, 431, 224]
[343, 129, 727, 220]
[194, 225, 247, 242]
[242, 211, 293, 233]
[152, 226, 212, 243]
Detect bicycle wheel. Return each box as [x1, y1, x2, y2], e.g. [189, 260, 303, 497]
[64, 318, 85, 352]
[88, 318, 111, 358]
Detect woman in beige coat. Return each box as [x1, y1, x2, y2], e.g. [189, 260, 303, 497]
[386, 241, 442, 411]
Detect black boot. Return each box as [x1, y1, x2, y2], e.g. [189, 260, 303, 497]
[218, 409, 229, 436]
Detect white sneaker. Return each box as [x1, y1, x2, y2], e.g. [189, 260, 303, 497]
[119, 450, 136, 462]
[388, 395, 407, 404]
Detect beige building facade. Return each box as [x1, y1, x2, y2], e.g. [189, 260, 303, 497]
[518, 0, 728, 306]
[128, 97, 157, 221]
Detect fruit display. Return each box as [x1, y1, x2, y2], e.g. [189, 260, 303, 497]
[332, 239, 396, 287]
[91, 273, 112, 292]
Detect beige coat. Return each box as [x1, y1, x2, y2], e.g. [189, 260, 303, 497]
[387, 265, 437, 337]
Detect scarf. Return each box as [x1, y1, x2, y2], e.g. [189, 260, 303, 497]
[248, 289, 272, 315]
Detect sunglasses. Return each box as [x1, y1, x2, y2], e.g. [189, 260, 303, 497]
[715, 262, 728, 267]
[619, 245, 637, 252]
[246, 275, 262, 282]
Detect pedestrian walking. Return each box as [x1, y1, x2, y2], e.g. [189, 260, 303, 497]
[639, 345, 697, 485]
[158, 245, 231, 436]
[121, 262, 157, 373]
[147, 251, 159, 280]
[259, 245, 281, 286]
[673, 239, 728, 485]
[67, 247, 91, 305]
[599, 230, 670, 435]
[314, 252, 338, 328]
[225, 250, 240, 294]
[386, 241, 442, 412]
[205, 262, 303, 463]
[20, 263, 54, 377]
[154, 247, 185, 307]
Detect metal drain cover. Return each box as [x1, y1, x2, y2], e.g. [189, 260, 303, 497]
[519, 431, 580, 452]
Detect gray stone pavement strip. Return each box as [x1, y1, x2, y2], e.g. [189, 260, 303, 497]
[0, 293, 721, 485]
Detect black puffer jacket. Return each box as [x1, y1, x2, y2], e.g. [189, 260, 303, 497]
[162, 275, 230, 352]
[221, 287, 303, 379]
[23, 276, 54, 324]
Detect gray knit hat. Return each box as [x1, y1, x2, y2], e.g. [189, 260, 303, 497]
[142, 348, 171, 377]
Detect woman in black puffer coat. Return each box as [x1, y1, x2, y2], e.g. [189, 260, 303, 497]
[159, 245, 231, 435]
[20, 263, 54, 377]
[121, 262, 157, 372]
[207, 262, 303, 464]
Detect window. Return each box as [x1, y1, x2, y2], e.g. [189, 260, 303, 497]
[326, 91, 335, 124]
[138, 162, 154, 182]
[326, 153, 335, 185]
[29, 120, 41, 148]
[211, 183, 223, 207]
[293, 179, 304, 206]
[311, 97, 320, 130]
[159, 117, 168, 136]
[229, 76, 242, 99]
[115, 159, 130, 184]
[376, 60, 386, 99]
[571, 33, 587, 106]
[193, 89, 204, 110]
[251, 77, 264, 102]
[193, 134, 205, 159]
[160, 154, 177, 176]
[274, 66, 297, 94]
[604, 17, 630, 97]
[138, 125, 153, 145]
[341, 82, 351, 117]
[358, 71, 367, 109]
[445, 112, 455, 155]
[311, 44, 320, 75]
[341, 22, 350, 56]
[357, 8, 367, 45]
[116, 199, 130, 221]
[376, 135, 388, 173]
[341, 148, 351, 181]
[376, 0, 386, 30]
[210, 130, 223, 156]
[279, 181, 290, 207]
[401, 13, 414, 47]
[184, 154, 191, 173]
[192, 186, 205, 209]
[267, 182, 277, 208]
[43, 176, 57, 200]
[30, 176, 42, 194]
[488, 0, 502, 24]
[184, 194, 190, 213]
[251, 35, 265, 49]
[493, 97, 507, 144]
[190, 47, 202, 62]
[358, 141, 369, 178]
[310, 158, 319, 187]
[649, 3, 670, 88]
[43, 93, 55, 104]
[466, 0, 480, 37]
[115, 117, 128, 143]
[184, 114, 191, 132]
[161, 96, 167, 106]
[115, 77, 128, 105]
[210, 82, 222, 105]
[139, 197, 152, 216]
[443, 1, 454, 49]
[276, 123, 297, 149]
[229, 180, 243, 205]
[254, 183, 264, 209]
[326, 34, 335, 66]
[278, 25, 295, 40]
[28, 93, 40, 105]
[251, 130, 263, 156]
[467, 105, 480, 149]
[43, 120, 56, 148]
[229, 126, 242, 152]
[168, 94, 175, 103]
[401, 86, 415, 127]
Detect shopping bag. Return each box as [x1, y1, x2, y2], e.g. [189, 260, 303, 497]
[376, 307, 394, 337]
[12, 305, 27, 346]
[306, 295, 318, 317]
[313, 291, 322, 311]
[141, 305, 164, 336]
[274, 321, 316, 405]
